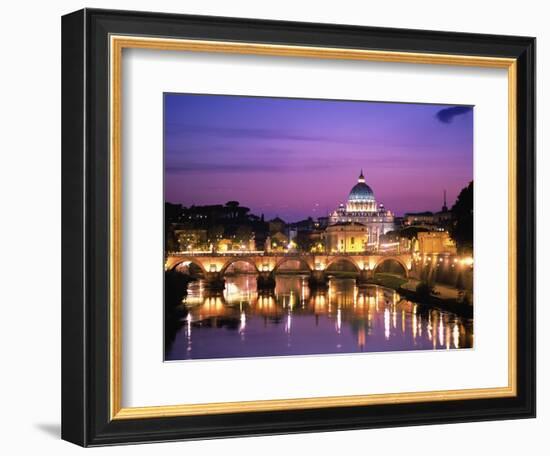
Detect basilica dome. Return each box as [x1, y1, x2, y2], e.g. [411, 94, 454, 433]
[328, 169, 394, 250]
[348, 170, 375, 202]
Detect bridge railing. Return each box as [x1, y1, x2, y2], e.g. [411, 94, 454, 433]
[166, 249, 409, 257]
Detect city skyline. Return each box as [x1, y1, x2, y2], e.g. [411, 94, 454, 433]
[164, 93, 473, 220]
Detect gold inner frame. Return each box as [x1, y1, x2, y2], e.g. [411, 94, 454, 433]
[109, 35, 517, 420]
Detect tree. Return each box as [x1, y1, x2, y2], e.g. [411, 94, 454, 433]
[165, 224, 179, 252]
[207, 225, 224, 245]
[295, 232, 315, 252]
[235, 225, 253, 243]
[450, 181, 473, 253]
[165, 202, 183, 252]
[165, 202, 183, 224]
[225, 201, 240, 209]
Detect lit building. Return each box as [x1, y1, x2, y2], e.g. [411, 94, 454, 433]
[174, 228, 208, 251]
[328, 170, 394, 248]
[416, 231, 457, 255]
[216, 238, 256, 252]
[325, 222, 369, 253]
[265, 232, 289, 252]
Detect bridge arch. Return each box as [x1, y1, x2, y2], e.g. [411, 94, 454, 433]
[273, 256, 313, 273]
[325, 256, 361, 273]
[166, 257, 207, 274]
[373, 256, 409, 277]
[220, 258, 260, 275]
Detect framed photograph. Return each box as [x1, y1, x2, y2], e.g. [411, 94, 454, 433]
[61, 8, 535, 446]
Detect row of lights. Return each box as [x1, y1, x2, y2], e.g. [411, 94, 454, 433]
[413, 254, 473, 268]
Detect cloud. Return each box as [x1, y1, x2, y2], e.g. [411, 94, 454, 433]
[435, 106, 472, 124]
[166, 162, 287, 173]
[165, 160, 339, 174]
[165, 123, 353, 144]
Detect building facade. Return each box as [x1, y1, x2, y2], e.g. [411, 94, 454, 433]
[328, 170, 394, 249]
[416, 231, 457, 255]
[174, 228, 208, 251]
[325, 222, 369, 253]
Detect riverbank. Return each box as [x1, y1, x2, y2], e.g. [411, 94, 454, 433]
[368, 273, 473, 318]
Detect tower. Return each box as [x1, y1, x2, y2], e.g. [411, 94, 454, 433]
[442, 190, 448, 212]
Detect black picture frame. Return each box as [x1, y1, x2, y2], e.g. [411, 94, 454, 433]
[62, 8, 536, 447]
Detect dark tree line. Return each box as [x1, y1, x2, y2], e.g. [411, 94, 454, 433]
[164, 201, 269, 251]
[449, 181, 473, 254]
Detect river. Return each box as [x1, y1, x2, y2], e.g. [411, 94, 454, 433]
[165, 274, 473, 361]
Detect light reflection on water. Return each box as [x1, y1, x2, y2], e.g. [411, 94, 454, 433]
[166, 274, 473, 361]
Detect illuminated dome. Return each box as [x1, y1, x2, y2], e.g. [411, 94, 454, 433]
[328, 169, 395, 248]
[348, 170, 375, 202]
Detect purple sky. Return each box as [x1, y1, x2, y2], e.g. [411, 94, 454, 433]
[164, 94, 473, 221]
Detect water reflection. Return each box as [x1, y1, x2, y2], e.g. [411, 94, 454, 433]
[165, 275, 473, 361]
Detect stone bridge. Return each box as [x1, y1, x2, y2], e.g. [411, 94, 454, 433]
[165, 251, 413, 291]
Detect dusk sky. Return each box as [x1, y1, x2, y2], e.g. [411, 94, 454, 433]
[164, 94, 473, 221]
